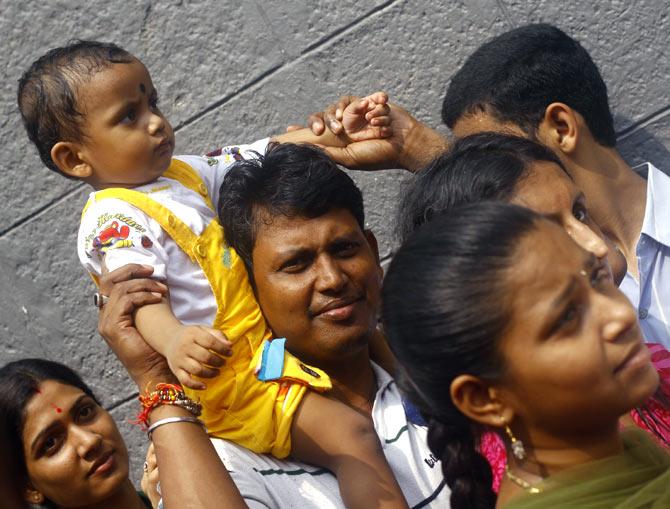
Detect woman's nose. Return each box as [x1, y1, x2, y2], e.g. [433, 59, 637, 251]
[568, 219, 609, 260]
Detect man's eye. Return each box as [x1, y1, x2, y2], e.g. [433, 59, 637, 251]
[335, 242, 360, 257]
[280, 258, 309, 273]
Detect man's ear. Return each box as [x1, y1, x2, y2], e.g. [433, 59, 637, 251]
[364, 229, 384, 276]
[24, 483, 45, 506]
[450, 374, 515, 428]
[538, 102, 580, 155]
[51, 141, 93, 179]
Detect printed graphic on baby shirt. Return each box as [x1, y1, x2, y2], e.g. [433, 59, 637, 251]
[93, 220, 132, 253]
[205, 146, 244, 165]
[84, 213, 148, 257]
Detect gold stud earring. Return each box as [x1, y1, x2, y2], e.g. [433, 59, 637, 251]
[505, 424, 526, 461]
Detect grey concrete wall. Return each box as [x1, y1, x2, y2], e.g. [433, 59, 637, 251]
[2, 0, 669, 484]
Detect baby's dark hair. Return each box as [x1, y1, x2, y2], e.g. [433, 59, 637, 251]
[17, 40, 135, 176]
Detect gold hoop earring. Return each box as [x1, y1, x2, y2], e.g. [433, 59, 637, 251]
[505, 424, 526, 461]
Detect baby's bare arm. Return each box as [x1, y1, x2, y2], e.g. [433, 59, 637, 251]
[135, 301, 232, 390]
[273, 92, 391, 149]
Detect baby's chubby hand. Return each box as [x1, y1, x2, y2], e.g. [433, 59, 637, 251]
[340, 91, 392, 142]
[165, 326, 232, 390]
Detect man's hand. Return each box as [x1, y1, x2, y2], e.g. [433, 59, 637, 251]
[165, 326, 232, 390]
[97, 264, 175, 389]
[304, 95, 449, 172]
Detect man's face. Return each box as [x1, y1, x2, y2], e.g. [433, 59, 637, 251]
[250, 208, 383, 367]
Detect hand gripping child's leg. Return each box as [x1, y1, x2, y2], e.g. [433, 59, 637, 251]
[290, 391, 409, 509]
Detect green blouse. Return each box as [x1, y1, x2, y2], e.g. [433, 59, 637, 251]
[506, 430, 670, 509]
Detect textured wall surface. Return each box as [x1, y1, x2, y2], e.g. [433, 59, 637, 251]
[2, 0, 669, 484]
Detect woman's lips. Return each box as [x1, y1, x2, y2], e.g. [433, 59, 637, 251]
[614, 341, 650, 375]
[88, 450, 116, 477]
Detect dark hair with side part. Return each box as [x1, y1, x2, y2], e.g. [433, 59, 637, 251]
[17, 40, 135, 176]
[397, 132, 566, 242]
[442, 23, 616, 147]
[218, 142, 365, 276]
[383, 203, 542, 509]
[0, 359, 99, 498]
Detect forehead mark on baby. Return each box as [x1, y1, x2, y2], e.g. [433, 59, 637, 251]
[139, 83, 146, 94]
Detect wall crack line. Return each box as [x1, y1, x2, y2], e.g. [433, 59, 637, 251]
[494, 0, 515, 29]
[617, 105, 670, 140]
[0, 183, 85, 238]
[4, 0, 402, 237]
[174, 0, 400, 132]
[106, 392, 139, 412]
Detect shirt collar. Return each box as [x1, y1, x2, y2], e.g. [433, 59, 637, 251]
[371, 361, 395, 394]
[640, 163, 670, 247]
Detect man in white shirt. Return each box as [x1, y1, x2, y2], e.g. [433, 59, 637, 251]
[314, 23, 670, 349]
[213, 363, 445, 509]
[214, 142, 447, 508]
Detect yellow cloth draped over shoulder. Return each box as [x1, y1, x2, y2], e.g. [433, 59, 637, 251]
[506, 429, 670, 509]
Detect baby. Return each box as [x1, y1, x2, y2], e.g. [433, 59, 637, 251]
[18, 41, 406, 508]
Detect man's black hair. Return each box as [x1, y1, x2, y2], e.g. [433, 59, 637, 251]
[218, 142, 365, 275]
[442, 23, 616, 147]
[17, 40, 135, 176]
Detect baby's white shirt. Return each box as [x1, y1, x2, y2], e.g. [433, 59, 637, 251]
[77, 139, 269, 325]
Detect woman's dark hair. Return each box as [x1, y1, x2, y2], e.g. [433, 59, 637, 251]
[0, 359, 99, 496]
[383, 202, 542, 509]
[0, 418, 27, 508]
[397, 132, 564, 242]
[442, 23, 616, 147]
[17, 40, 134, 176]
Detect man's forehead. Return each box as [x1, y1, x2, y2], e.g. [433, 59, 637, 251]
[253, 207, 362, 251]
[451, 110, 527, 138]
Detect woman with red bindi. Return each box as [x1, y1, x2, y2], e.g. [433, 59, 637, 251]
[0, 359, 152, 509]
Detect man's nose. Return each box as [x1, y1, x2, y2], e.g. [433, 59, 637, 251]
[315, 256, 347, 293]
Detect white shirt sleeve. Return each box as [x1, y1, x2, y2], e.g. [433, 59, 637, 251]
[77, 197, 169, 279]
[210, 439, 273, 508]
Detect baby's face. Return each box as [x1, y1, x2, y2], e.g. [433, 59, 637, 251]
[75, 59, 175, 188]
